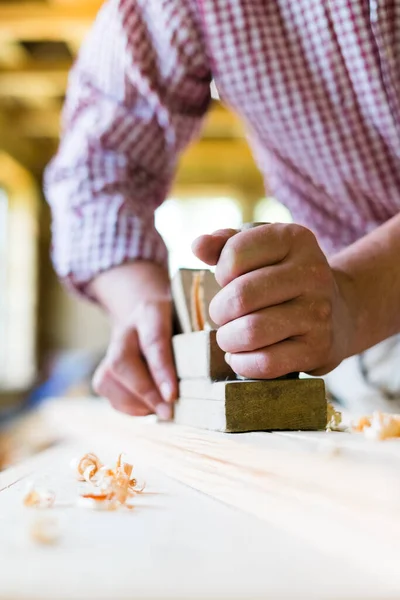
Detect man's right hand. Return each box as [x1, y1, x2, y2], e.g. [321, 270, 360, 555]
[89, 261, 177, 420]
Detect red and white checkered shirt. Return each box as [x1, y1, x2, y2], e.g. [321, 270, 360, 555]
[45, 0, 400, 293]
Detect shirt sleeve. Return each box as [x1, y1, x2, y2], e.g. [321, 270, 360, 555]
[44, 0, 212, 295]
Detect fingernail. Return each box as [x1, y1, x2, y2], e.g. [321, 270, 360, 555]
[225, 352, 231, 365]
[160, 382, 174, 403]
[156, 403, 172, 421]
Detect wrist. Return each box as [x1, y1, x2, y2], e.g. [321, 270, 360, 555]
[330, 260, 365, 359]
[88, 260, 171, 324]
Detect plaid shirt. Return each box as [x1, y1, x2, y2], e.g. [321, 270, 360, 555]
[45, 0, 400, 293]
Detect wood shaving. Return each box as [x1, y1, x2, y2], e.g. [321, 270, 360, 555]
[352, 411, 400, 441]
[71, 452, 103, 482]
[23, 484, 55, 509]
[21, 452, 144, 516]
[326, 402, 343, 431]
[30, 516, 60, 545]
[73, 452, 145, 511]
[191, 271, 205, 331]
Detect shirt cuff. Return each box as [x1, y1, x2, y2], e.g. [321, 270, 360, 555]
[51, 198, 168, 299]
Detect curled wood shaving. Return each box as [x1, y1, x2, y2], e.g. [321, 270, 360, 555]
[191, 271, 205, 331]
[326, 402, 343, 431]
[71, 452, 103, 482]
[23, 484, 55, 509]
[352, 411, 400, 441]
[30, 516, 60, 545]
[74, 452, 145, 511]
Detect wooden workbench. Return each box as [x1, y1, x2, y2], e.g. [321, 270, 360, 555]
[1, 398, 400, 600]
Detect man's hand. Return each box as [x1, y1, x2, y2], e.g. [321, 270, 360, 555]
[89, 261, 177, 419]
[192, 224, 356, 378]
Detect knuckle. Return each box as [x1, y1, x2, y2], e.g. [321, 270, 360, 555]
[310, 261, 331, 285]
[242, 315, 260, 348]
[287, 224, 317, 248]
[308, 297, 333, 323]
[231, 281, 249, 316]
[316, 298, 333, 322]
[139, 324, 169, 350]
[286, 223, 305, 240]
[254, 352, 272, 376]
[141, 331, 166, 350]
[218, 238, 242, 283]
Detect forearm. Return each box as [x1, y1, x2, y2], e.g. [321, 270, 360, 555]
[44, 0, 211, 296]
[330, 212, 400, 356]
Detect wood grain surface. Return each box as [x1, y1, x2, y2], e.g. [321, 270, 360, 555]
[2, 398, 400, 599]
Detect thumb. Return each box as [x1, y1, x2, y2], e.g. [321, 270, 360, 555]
[192, 228, 238, 265]
[136, 300, 178, 404]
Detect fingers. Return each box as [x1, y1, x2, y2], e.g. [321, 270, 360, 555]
[107, 328, 165, 410]
[216, 301, 310, 353]
[209, 264, 305, 326]
[94, 320, 173, 420]
[191, 229, 238, 266]
[225, 338, 317, 379]
[92, 364, 152, 417]
[215, 224, 317, 287]
[136, 301, 178, 404]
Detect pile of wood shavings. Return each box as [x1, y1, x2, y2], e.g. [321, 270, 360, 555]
[352, 412, 400, 441]
[73, 452, 145, 511]
[22, 452, 145, 543]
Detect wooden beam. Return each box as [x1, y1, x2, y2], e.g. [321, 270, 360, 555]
[177, 139, 262, 183]
[0, 113, 38, 170]
[0, 63, 71, 98]
[0, 2, 102, 42]
[0, 41, 30, 68]
[5, 107, 62, 138]
[203, 104, 244, 139]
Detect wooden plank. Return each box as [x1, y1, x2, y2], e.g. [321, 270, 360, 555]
[30, 397, 400, 593]
[10, 108, 61, 138]
[0, 2, 101, 42]
[0, 117, 38, 170]
[0, 65, 69, 99]
[172, 330, 235, 381]
[0, 441, 381, 600]
[175, 378, 327, 432]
